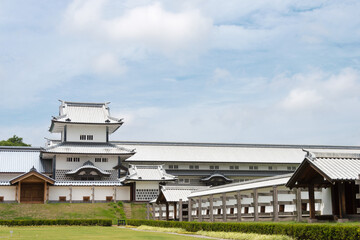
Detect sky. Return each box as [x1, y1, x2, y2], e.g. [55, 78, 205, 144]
[1, 0, 360, 147]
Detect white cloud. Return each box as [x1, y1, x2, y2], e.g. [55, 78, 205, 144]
[281, 89, 322, 110]
[62, 1, 212, 55]
[93, 53, 127, 75]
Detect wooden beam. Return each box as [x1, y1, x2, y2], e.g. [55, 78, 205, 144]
[308, 185, 316, 219]
[296, 188, 302, 222]
[113, 186, 116, 203]
[92, 186, 95, 204]
[18, 181, 21, 203]
[198, 197, 202, 222]
[222, 193, 227, 222]
[152, 203, 156, 220]
[272, 186, 278, 222]
[166, 203, 169, 221]
[188, 198, 192, 222]
[237, 191, 242, 222]
[15, 184, 18, 203]
[159, 204, 163, 220]
[338, 183, 346, 219]
[179, 199, 183, 222]
[253, 189, 258, 221]
[44, 182, 47, 204]
[209, 195, 214, 222]
[69, 186, 72, 203]
[174, 202, 177, 220]
[146, 203, 150, 220]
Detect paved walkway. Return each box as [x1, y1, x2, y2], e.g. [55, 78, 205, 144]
[119, 226, 224, 240]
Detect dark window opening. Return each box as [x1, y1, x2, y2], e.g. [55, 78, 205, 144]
[244, 207, 249, 214]
[0, 196, 4, 202]
[106, 196, 113, 202]
[83, 196, 90, 202]
[230, 208, 234, 214]
[59, 196, 66, 202]
[301, 203, 307, 212]
[260, 206, 266, 213]
[279, 204, 285, 212]
[217, 209, 221, 215]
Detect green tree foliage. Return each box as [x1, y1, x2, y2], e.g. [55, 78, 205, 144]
[0, 135, 31, 146]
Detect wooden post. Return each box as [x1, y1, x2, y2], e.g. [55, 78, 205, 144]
[308, 185, 315, 219]
[198, 197, 202, 222]
[152, 203, 156, 220]
[15, 184, 18, 203]
[209, 195, 214, 222]
[222, 193, 227, 222]
[166, 202, 169, 221]
[188, 198, 192, 221]
[44, 182, 47, 204]
[92, 186, 95, 204]
[159, 204, 163, 220]
[69, 186, 72, 203]
[253, 189, 258, 221]
[237, 191, 242, 222]
[272, 186, 278, 222]
[296, 188, 302, 222]
[174, 202, 177, 220]
[338, 183, 346, 219]
[179, 199, 183, 222]
[18, 182, 21, 203]
[146, 203, 150, 220]
[113, 186, 116, 202]
[47, 184, 50, 203]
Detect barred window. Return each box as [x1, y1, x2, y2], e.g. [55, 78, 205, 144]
[87, 135, 93, 140]
[102, 158, 108, 162]
[95, 158, 101, 162]
[80, 135, 86, 140]
[73, 157, 80, 162]
[67, 157, 73, 162]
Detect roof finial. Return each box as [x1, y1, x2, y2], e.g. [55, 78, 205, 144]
[30, 166, 37, 172]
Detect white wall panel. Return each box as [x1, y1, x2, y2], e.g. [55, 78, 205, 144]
[67, 125, 106, 142]
[116, 186, 130, 201]
[49, 187, 70, 201]
[0, 186, 16, 201]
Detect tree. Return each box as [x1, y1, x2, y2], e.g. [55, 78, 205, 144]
[0, 135, 31, 146]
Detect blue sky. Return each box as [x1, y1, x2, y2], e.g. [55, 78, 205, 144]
[1, 0, 360, 146]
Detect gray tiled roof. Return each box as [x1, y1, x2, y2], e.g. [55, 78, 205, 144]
[54, 181, 122, 186]
[159, 186, 209, 202]
[0, 147, 48, 173]
[43, 142, 135, 155]
[124, 165, 177, 181]
[53, 101, 122, 124]
[302, 151, 360, 181]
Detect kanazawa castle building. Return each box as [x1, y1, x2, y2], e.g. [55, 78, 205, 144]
[1, 101, 360, 206]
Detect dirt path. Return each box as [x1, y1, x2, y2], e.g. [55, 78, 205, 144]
[122, 203, 132, 219]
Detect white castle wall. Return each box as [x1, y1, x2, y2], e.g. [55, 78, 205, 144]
[67, 125, 107, 142]
[0, 186, 16, 202]
[56, 155, 118, 170]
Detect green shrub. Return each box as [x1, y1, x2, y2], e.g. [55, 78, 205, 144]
[0, 219, 112, 226]
[126, 219, 360, 240]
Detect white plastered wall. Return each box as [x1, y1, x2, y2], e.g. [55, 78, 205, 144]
[136, 181, 159, 189]
[67, 125, 106, 142]
[72, 187, 92, 201]
[56, 155, 117, 170]
[0, 186, 16, 201]
[49, 187, 70, 201]
[116, 186, 130, 201]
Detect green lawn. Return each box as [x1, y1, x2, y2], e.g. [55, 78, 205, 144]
[0, 226, 202, 240]
[0, 202, 146, 220]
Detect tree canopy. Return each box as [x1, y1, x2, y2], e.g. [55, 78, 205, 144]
[0, 135, 31, 146]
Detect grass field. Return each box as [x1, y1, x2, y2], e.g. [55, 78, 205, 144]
[0, 202, 146, 220]
[0, 226, 202, 240]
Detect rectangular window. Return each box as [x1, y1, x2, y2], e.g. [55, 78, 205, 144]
[235, 166, 239, 170]
[230, 208, 234, 214]
[80, 135, 86, 140]
[73, 157, 80, 162]
[217, 209, 221, 215]
[249, 166, 258, 170]
[0, 196, 3, 202]
[210, 166, 214, 170]
[189, 165, 194, 169]
[106, 196, 113, 202]
[102, 158, 108, 162]
[268, 166, 273, 170]
[169, 165, 174, 169]
[66, 157, 73, 162]
[83, 196, 90, 202]
[230, 166, 234, 170]
[178, 178, 190, 184]
[279, 205, 285, 212]
[59, 196, 66, 202]
[95, 158, 101, 162]
[292, 166, 296, 171]
[261, 206, 266, 213]
[195, 165, 199, 169]
[287, 166, 292, 171]
[215, 166, 219, 170]
[244, 207, 249, 214]
[87, 135, 93, 140]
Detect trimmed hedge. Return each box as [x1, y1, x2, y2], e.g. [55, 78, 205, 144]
[126, 219, 360, 240]
[0, 219, 112, 226]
